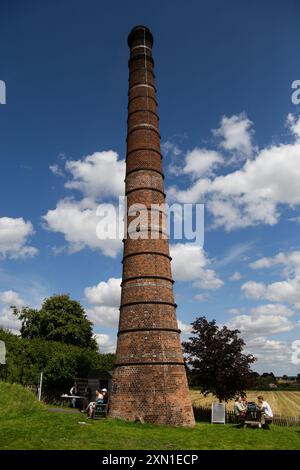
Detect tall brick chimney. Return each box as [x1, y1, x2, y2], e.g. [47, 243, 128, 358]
[108, 26, 195, 426]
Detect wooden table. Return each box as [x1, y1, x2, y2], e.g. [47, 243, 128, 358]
[60, 394, 85, 408]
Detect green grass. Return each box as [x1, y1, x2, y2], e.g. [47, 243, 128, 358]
[0, 381, 300, 450]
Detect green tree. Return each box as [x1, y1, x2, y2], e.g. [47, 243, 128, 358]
[13, 294, 97, 350]
[0, 327, 115, 392]
[183, 316, 256, 402]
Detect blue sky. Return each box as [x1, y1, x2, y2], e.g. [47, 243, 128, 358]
[1, 0, 300, 374]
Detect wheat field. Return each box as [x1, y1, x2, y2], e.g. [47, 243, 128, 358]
[190, 390, 300, 418]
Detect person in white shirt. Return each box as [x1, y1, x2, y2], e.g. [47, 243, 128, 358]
[69, 382, 78, 408]
[70, 383, 78, 395]
[257, 395, 273, 427]
[83, 388, 104, 418]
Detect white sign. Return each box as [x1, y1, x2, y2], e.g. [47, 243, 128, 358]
[211, 402, 226, 424]
[0, 340, 6, 364]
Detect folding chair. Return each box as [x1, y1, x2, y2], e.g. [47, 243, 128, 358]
[93, 402, 108, 419]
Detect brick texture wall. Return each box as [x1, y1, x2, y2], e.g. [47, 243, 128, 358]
[108, 25, 195, 427]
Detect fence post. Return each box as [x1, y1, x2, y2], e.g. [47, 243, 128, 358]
[38, 371, 43, 401]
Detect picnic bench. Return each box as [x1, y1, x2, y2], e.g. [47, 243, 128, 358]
[240, 402, 262, 428]
[243, 408, 262, 428]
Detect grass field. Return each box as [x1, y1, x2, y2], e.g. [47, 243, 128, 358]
[190, 390, 300, 418]
[1, 381, 300, 450]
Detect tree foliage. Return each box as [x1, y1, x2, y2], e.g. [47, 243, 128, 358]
[183, 316, 256, 402]
[0, 327, 115, 392]
[13, 294, 97, 350]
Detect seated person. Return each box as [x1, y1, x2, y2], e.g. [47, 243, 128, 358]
[81, 388, 103, 418]
[257, 395, 273, 426]
[241, 394, 248, 409]
[91, 388, 109, 418]
[234, 396, 246, 421]
[101, 388, 108, 404]
[89, 389, 104, 417]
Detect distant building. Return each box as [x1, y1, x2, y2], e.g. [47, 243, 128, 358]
[75, 370, 113, 400]
[269, 383, 278, 389]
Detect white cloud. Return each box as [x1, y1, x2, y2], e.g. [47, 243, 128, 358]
[217, 241, 254, 267]
[213, 113, 254, 159]
[87, 306, 119, 328]
[162, 141, 183, 176]
[227, 308, 244, 315]
[43, 198, 122, 258]
[251, 304, 294, 317]
[250, 251, 300, 275]
[168, 113, 300, 231]
[0, 282, 53, 335]
[44, 151, 125, 257]
[287, 113, 300, 139]
[85, 278, 121, 307]
[0, 290, 24, 307]
[170, 244, 206, 280]
[178, 319, 192, 335]
[94, 333, 116, 354]
[245, 335, 300, 374]
[228, 314, 293, 336]
[249, 257, 277, 270]
[162, 141, 182, 157]
[65, 151, 125, 200]
[242, 279, 300, 309]
[49, 164, 64, 177]
[183, 148, 223, 177]
[0, 306, 21, 333]
[0, 217, 38, 259]
[264, 280, 300, 308]
[194, 293, 208, 302]
[192, 270, 224, 290]
[229, 271, 242, 281]
[170, 243, 223, 290]
[85, 277, 121, 328]
[0, 290, 25, 333]
[246, 251, 300, 308]
[247, 336, 288, 354]
[241, 281, 267, 299]
[245, 336, 290, 367]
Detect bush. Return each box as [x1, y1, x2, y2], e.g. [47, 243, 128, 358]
[0, 328, 115, 397]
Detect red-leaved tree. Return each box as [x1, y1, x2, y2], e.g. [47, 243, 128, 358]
[183, 316, 256, 402]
